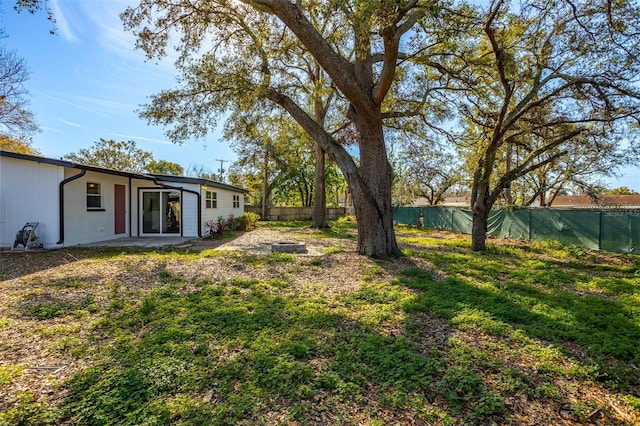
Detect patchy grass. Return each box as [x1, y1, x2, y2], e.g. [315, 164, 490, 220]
[261, 219, 358, 241]
[0, 365, 23, 387]
[258, 220, 311, 229]
[0, 225, 638, 425]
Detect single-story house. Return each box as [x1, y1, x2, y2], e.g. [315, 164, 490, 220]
[412, 194, 471, 207]
[549, 195, 640, 209]
[0, 150, 248, 249]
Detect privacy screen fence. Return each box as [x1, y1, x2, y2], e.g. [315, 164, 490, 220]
[393, 206, 640, 254]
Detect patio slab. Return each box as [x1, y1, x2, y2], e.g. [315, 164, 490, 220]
[78, 237, 195, 248]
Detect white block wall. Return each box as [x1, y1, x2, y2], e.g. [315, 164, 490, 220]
[62, 171, 130, 246]
[0, 156, 246, 247]
[181, 186, 200, 237]
[201, 189, 245, 236]
[0, 157, 63, 248]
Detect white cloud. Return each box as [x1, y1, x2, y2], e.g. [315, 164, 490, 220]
[40, 126, 65, 134]
[79, 0, 177, 74]
[49, 0, 77, 42]
[110, 133, 173, 145]
[34, 90, 107, 116]
[56, 118, 88, 129]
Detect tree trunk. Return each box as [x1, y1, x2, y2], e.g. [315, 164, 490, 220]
[350, 114, 401, 258]
[539, 191, 547, 207]
[471, 187, 490, 252]
[265, 91, 400, 258]
[471, 143, 500, 252]
[311, 143, 328, 228]
[261, 148, 269, 220]
[504, 142, 514, 204]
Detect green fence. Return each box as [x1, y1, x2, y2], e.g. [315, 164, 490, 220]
[393, 206, 640, 254]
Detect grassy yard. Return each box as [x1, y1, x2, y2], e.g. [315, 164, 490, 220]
[0, 222, 639, 425]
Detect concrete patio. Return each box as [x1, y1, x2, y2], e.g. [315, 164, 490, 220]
[78, 236, 195, 248]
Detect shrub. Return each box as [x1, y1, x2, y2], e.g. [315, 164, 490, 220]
[0, 392, 61, 425]
[237, 212, 260, 231]
[226, 215, 238, 230]
[205, 218, 220, 237]
[206, 213, 259, 237]
[206, 217, 227, 238]
[336, 215, 356, 224]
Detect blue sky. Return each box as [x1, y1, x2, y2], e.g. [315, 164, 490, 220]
[1, 0, 638, 191]
[0, 0, 235, 176]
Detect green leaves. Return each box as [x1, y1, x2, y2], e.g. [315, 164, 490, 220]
[145, 159, 184, 175]
[63, 138, 153, 173]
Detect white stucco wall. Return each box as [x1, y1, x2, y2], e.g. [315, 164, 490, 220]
[0, 156, 246, 247]
[201, 187, 245, 236]
[131, 180, 244, 238]
[0, 156, 63, 248]
[181, 184, 200, 237]
[130, 180, 201, 237]
[130, 178, 149, 237]
[62, 170, 130, 246]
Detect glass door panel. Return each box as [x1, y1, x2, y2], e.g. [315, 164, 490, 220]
[163, 191, 181, 234]
[142, 190, 181, 235]
[143, 192, 161, 234]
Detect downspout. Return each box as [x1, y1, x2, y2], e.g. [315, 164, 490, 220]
[128, 176, 132, 237]
[57, 169, 86, 245]
[151, 178, 202, 237]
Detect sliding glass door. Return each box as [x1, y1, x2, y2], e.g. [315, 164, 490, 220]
[142, 190, 181, 235]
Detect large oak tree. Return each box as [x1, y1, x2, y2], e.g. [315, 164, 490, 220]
[121, 0, 446, 258]
[227, 112, 319, 209]
[446, 0, 640, 251]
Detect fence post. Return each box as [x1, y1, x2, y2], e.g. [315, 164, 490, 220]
[528, 208, 532, 241]
[598, 211, 603, 251]
[451, 207, 455, 232]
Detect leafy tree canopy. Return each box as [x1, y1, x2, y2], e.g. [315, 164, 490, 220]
[145, 159, 184, 176]
[185, 163, 222, 181]
[441, 0, 640, 250]
[0, 135, 38, 155]
[605, 187, 638, 195]
[63, 138, 153, 173]
[13, 0, 56, 33]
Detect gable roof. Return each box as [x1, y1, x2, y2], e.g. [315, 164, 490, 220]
[0, 150, 248, 194]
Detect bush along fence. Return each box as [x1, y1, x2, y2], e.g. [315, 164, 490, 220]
[393, 206, 640, 254]
[245, 206, 347, 221]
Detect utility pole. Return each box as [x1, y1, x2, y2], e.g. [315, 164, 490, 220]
[215, 159, 228, 181]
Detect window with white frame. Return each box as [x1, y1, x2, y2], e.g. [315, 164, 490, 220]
[86, 182, 102, 210]
[206, 191, 217, 208]
[233, 194, 240, 208]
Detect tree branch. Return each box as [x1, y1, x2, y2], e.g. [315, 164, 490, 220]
[264, 88, 359, 177]
[242, 0, 372, 113]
